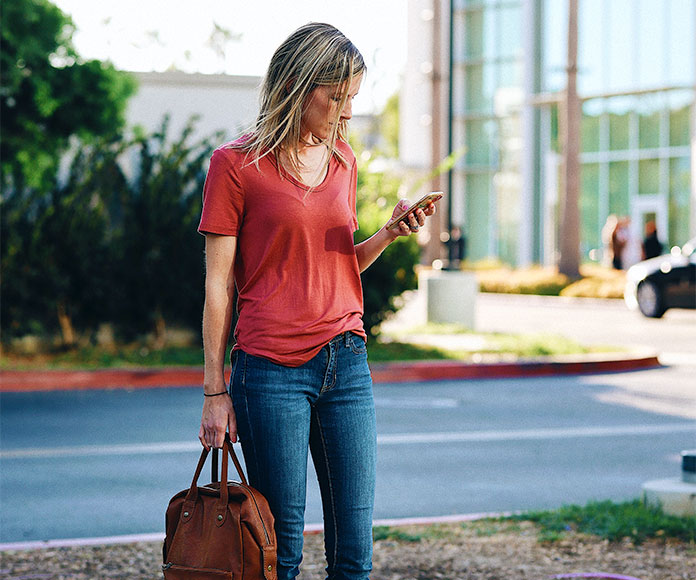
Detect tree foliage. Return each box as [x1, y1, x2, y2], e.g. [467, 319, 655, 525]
[0, 0, 136, 191]
[113, 118, 224, 343]
[0, 117, 223, 346]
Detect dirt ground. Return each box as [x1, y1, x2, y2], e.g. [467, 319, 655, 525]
[1, 521, 694, 580]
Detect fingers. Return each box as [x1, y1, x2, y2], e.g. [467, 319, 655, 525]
[390, 201, 436, 237]
[200, 396, 237, 449]
[396, 209, 427, 235]
[228, 414, 238, 444]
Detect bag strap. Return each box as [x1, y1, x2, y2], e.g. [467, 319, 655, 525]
[184, 435, 249, 504]
[224, 434, 248, 486]
[211, 447, 219, 483]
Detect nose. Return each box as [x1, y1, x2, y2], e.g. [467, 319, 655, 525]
[340, 99, 352, 120]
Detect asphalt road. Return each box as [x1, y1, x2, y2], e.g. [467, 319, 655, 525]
[1, 295, 694, 544]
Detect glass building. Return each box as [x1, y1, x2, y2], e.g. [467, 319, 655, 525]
[447, 0, 695, 266]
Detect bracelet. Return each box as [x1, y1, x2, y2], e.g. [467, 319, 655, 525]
[204, 390, 229, 397]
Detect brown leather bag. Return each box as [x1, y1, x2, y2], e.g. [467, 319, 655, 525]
[162, 435, 277, 579]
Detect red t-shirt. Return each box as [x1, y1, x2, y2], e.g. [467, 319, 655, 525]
[198, 138, 366, 366]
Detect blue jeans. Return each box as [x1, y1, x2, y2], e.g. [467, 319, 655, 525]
[231, 332, 376, 580]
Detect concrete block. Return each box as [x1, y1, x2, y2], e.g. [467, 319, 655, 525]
[642, 478, 696, 517]
[419, 270, 478, 329]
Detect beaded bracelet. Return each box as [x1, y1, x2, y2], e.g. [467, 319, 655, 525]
[204, 391, 229, 397]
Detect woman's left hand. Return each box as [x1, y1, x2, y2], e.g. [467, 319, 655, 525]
[389, 199, 437, 237]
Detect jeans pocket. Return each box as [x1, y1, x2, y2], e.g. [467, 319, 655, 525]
[347, 333, 367, 355]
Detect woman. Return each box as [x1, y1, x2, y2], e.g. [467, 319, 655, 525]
[197, 23, 436, 580]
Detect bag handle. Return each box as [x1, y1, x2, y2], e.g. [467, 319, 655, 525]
[184, 435, 248, 507]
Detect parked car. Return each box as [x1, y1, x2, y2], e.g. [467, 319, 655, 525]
[624, 237, 696, 318]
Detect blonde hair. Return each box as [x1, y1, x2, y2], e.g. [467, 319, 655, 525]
[237, 23, 365, 177]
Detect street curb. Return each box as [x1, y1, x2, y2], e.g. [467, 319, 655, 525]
[0, 352, 661, 392]
[369, 351, 662, 383]
[0, 512, 510, 552]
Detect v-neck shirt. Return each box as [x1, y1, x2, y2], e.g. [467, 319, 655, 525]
[198, 138, 366, 366]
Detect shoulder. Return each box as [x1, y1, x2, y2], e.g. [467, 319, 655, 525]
[208, 136, 263, 177]
[333, 139, 356, 166]
[212, 136, 251, 161]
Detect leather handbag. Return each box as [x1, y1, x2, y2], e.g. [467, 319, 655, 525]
[162, 435, 277, 579]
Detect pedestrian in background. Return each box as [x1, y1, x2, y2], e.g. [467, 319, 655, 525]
[610, 216, 628, 270]
[601, 214, 618, 268]
[197, 22, 437, 580]
[642, 220, 663, 260]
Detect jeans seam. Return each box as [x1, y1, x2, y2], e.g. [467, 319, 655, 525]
[347, 333, 367, 355]
[239, 353, 261, 483]
[320, 342, 337, 394]
[315, 412, 339, 571]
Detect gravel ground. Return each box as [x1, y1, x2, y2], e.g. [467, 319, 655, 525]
[2, 521, 694, 580]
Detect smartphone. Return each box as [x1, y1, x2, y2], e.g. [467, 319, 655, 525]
[386, 191, 444, 230]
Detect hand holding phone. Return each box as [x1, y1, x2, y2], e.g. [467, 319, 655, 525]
[386, 191, 444, 230]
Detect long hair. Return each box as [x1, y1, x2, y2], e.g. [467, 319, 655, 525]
[237, 23, 365, 176]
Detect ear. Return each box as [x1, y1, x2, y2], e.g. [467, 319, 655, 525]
[285, 77, 297, 93]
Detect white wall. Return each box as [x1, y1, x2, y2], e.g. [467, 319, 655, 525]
[127, 71, 262, 144]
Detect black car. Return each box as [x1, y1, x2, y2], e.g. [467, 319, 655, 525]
[624, 237, 696, 318]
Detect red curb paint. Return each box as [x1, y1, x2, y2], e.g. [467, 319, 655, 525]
[0, 367, 206, 392]
[369, 354, 661, 384]
[0, 354, 660, 393]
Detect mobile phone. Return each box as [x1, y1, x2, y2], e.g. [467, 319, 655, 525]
[386, 191, 444, 230]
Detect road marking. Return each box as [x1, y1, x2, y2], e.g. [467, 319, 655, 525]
[377, 423, 696, 445]
[2, 423, 694, 459]
[0, 441, 202, 459]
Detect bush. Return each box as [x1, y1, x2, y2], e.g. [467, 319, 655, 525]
[510, 499, 696, 544]
[474, 266, 570, 296]
[355, 160, 420, 337]
[470, 262, 626, 299]
[560, 263, 626, 299]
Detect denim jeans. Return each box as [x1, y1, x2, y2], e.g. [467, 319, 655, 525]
[231, 332, 376, 580]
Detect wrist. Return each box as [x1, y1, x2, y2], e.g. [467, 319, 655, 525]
[204, 390, 229, 397]
[382, 224, 400, 243]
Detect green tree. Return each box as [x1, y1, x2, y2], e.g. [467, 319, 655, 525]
[0, 139, 126, 344]
[113, 117, 224, 345]
[0, 0, 136, 191]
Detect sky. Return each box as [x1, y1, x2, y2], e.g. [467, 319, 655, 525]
[53, 0, 409, 114]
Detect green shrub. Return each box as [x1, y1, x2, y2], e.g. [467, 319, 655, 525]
[355, 162, 420, 337]
[474, 266, 569, 296]
[510, 499, 696, 545]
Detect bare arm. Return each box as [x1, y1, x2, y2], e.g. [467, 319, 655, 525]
[355, 199, 436, 272]
[199, 234, 238, 449]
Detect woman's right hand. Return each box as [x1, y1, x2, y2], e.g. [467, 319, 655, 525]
[199, 391, 237, 450]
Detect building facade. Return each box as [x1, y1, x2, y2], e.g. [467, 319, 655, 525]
[127, 71, 262, 143]
[404, 0, 696, 267]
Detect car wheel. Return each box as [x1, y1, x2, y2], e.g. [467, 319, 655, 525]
[636, 280, 665, 318]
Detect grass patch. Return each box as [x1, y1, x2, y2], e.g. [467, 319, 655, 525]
[379, 323, 617, 360]
[2, 344, 210, 370]
[372, 525, 423, 543]
[366, 340, 450, 362]
[507, 499, 696, 545]
[3, 324, 615, 370]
